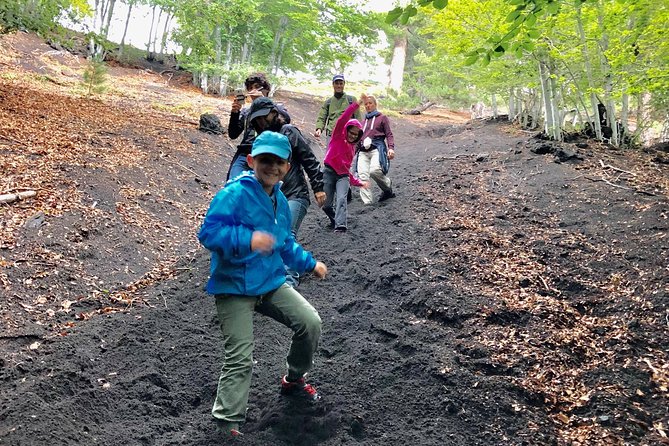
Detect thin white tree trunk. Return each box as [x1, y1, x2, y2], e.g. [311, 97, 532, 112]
[151, 9, 163, 56]
[491, 93, 498, 118]
[389, 31, 407, 92]
[118, 2, 133, 57]
[225, 25, 232, 71]
[159, 13, 172, 57]
[548, 61, 562, 140]
[102, 0, 116, 39]
[269, 16, 288, 72]
[146, 5, 156, 60]
[621, 92, 629, 135]
[576, 4, 602, 140]
[539, 60, 555, 138]
[637, 93, 653, 145]
[89, 0, 100, 58]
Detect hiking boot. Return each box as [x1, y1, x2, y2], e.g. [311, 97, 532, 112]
[280, 375, 321, 401]
[333, 227, 347, 233]
[215, 419, 243, 437]
[378, 190, 396, 202]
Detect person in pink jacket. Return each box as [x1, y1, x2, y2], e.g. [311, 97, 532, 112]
[322, 95, 369, 232]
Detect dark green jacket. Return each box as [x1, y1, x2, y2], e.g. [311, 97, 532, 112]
[315, 93, 362, 135]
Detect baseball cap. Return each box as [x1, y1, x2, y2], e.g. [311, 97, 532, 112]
[332, 74, 345, 82]
[248, 97, 275, 122]
[251, 131, 292, 160]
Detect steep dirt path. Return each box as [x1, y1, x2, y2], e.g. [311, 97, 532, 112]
[2, 79, 668, 444]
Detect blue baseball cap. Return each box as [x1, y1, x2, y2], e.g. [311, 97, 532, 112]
[332, 74, 345, 82]
[251, 131, 292, 160]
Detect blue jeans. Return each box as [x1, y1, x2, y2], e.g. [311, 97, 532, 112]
[285, 198, 310, 287]
[226, 153, 250, 181]
[322, 166, 350, 230]
[287, 198, 310, 237]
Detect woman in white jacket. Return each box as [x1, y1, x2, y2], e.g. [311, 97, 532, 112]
[356, 95, 396, 203]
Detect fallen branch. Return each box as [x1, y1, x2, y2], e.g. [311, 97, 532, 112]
[431, 154, 470, 161]
[0, 190, 36, 204]
[599, 159, 636, 177]
[401, 102, 435, 115]
[584, 176, 632, 191]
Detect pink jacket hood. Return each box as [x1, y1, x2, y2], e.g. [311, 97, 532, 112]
[323, 102, 364, 186]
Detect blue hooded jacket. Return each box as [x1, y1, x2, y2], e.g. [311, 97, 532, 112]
[198, 172, 317, 296]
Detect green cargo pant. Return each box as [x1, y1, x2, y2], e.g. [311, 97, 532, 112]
[212, 283, 322, 423]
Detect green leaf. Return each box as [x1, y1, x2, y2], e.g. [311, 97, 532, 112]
[509, 0, 525, 4]
[527, 29, 540, 39]
[546, 1, 559, 15]
[463, 54, 479, 66]
[526, 13, 537, 27]
[506, 10, 521, 23]
[418, 0, 432, 5]
[385, 7, 403, 24]
[400, 10, 410, 25]
[432, 0, 448, 9]
[407, 5, 418, 16]
[522, 40, 535, 51]
[481, 52, 491, 67]
[508, 27, 521, 39]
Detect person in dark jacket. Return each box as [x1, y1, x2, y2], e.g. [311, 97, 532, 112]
[226, 73, 290, 181]
[247, 97, 325, 236]
[247, 97, 326, 286]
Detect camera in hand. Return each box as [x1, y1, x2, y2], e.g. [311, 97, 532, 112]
[235, 89, 246, 103]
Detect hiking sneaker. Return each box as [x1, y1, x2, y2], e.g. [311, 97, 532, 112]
[378, 190, 396, 202]
[280, 376, 321, 401]
[333, 227, 347, 233]
[215, 420, 243, 437]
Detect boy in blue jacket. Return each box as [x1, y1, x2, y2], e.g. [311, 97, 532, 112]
[198, 131, 328, 437]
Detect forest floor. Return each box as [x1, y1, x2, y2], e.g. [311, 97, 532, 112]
[1, 31, 669, 446]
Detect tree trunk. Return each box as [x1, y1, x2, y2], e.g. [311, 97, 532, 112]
[597, 6, 618, 146]
[539, 60, 557, 139]
[621, 92, 629, 135]
[118, 2, 133, 57]
[269, 16, 288, 72]
[89, 0, 100, 59]
[508, 88, 516, 121]
[548, 60, 562, 140]
[200, 73, 208, 95]
[241, 29, 250, 64]
[212, 25, 222, 95]
[151, 9, 163, 56]
[159, 13, 172, 57]
[146, 5, 156, 60]
[491, 93, 498, 118]
[225, 24, 232, 71]
[576, 3, 602, 141]
[388, 31, 408, 92]
[636, 93, 653, 145]
[275, 38, 287, 75]
[102, 0, 116, 39]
